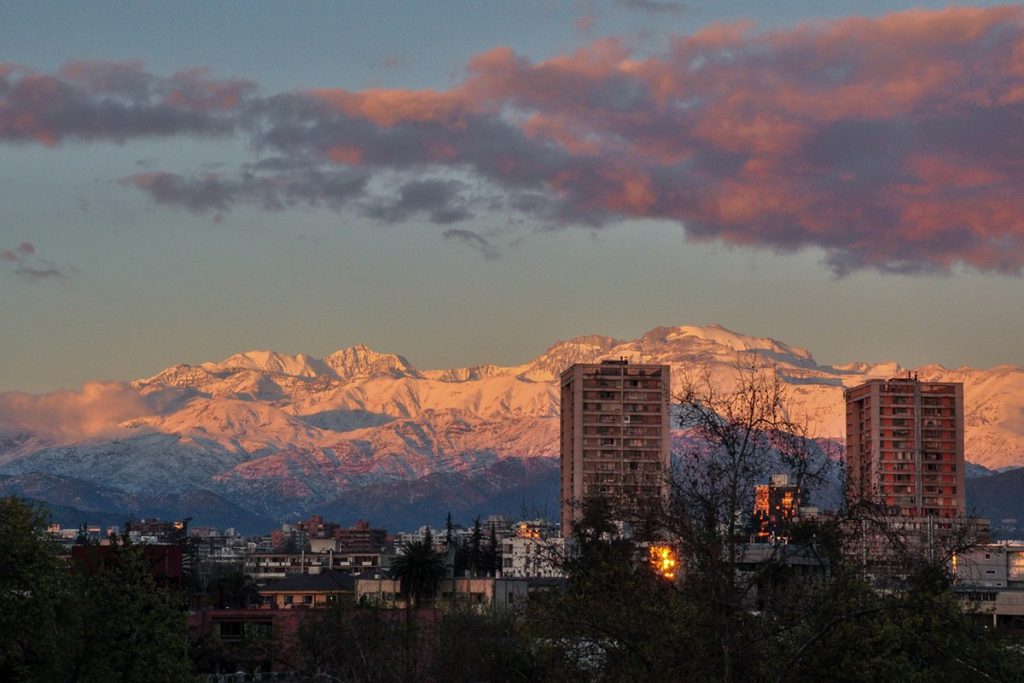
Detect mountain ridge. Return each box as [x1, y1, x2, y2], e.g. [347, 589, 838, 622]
[2, 323, 1023, 524]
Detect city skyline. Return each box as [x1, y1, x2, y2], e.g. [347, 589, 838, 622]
[4, 1, 1024, 394]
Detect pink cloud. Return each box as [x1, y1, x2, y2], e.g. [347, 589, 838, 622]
[308, 87, 474, 127]
[0, 382, 169, 441]
[7, 7, 1024, 273]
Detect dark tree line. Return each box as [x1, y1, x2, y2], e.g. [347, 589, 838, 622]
[0, 497, 192, 682]
[444, 515, 502, 578]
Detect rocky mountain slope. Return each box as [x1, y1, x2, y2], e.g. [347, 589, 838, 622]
[1, 324, 1022, 527]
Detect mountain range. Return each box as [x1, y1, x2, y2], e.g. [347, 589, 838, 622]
[2, 324, 1023, 532]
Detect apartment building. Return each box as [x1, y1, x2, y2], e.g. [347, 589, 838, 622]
[560, 360, 671, 537]
[845, 376, 965, 518]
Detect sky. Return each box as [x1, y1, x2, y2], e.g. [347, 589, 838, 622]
[2, 1, 1024, 393]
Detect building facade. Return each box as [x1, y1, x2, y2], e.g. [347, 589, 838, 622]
[845, 376, 965, 518]
[752, 474, 802, 543]
[501, 536, 566, 578]
[560, 360, 671, 537]
[245, 551, 382, 581]
[954, 544, 1024, 630]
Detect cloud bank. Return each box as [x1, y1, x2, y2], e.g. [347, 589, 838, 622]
[0, 382, 178, 441]
[1, 241, 69, 281]
[4, 6, 1024, 273]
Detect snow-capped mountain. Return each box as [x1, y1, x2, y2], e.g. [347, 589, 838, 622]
[2, 323, 1023, 525]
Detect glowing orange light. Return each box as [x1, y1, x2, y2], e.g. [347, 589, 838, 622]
[649, 545, 677, 580]
[517, 522, 541, 538]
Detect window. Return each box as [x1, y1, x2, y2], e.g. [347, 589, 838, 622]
[1009, 553, 1024, 580]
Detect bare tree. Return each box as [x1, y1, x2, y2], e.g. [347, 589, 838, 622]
[668, 355, 833, 682]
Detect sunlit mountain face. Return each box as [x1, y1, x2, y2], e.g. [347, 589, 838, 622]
[2, 323, 1022, 526]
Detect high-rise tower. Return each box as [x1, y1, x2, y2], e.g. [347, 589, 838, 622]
[845, 376, 965, 518]
[560, 360, 671, 537]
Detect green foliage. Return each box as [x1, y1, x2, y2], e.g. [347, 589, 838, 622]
[469, 516, 483, 576]
[295, 604, 545, 683]
[0, 497, 63, 681]
[204, 567, 260, 609]
[295, 603, 428, 681]
[767, 570, 1024, 682]
[65, 542, 192, 682]
[432, 608, 542, 682]
[527, 497, 700, 681]
[0, 497, 192, 682]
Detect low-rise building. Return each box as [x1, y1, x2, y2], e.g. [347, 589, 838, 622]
[245, 550, 385, 581]
[187, 608, 304, 674]
[354, 575, 529, 611]
[259, 569, 356, 609]
[954, 543, 1024, 630]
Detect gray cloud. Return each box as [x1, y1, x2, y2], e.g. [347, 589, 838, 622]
[0, 241, 70, 281]
[365, 179, 473, 224]
[443, 228, 499, 259]
[15, 266, 66, 282]
[123, 167, 369, 213]
[0, 61, 249, 145]
[616, 0, 687, 15]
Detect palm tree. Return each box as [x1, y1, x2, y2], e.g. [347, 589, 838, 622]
[390, 539, 445, 609]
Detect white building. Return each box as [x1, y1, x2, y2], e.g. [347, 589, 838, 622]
[501, 536, 565, 578]
[954, 543, 1024, 629]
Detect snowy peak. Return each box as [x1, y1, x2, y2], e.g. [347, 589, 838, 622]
[146, 345, 417, 387]
[519, 325, 820, 380]
[657, 325, 817, 366]
[833, 361, 904, 377]
[323, 344, 417, 381]
[420, 365, 510, 382]
[202, 350, 331, 378]
[521, 334, 622, 379]
[136, 363, 218, 390]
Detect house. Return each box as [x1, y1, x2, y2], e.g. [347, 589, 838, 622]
[258, 569, 356, 609]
